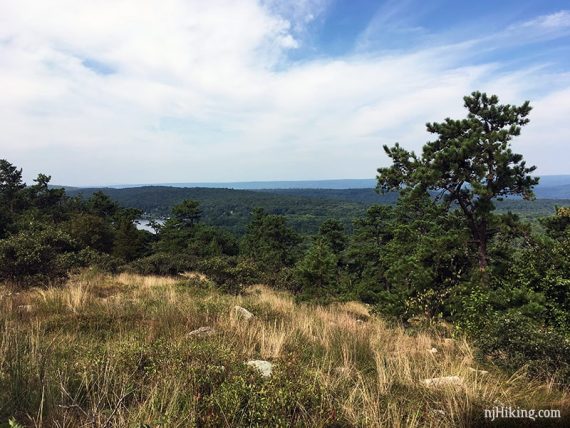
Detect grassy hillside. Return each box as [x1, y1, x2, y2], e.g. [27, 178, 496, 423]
[1, 272, 568, 427]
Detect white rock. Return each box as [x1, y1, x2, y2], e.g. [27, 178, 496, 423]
[246, 360, 273, 377]
[234, 306, 254, 320]
[187, 326, 215, 338]
[427, 347, 438, 354]
[468, 367, 489, 375]
[422, 376, 463, 388]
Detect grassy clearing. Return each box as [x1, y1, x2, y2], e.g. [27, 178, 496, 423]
[1, 271, 568, 427]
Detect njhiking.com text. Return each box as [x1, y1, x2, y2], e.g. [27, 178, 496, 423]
[484, 406, 561, 422]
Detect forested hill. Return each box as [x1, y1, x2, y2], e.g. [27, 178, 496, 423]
[256, 175, 570, 200]
[67, 185, 568, 234]
[255, 188, 392, 204]
[257, 188, 569, 218]
[66, 186, 378, 234]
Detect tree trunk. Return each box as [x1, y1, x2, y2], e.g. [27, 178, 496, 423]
[476, 223, 489, 285]
[455, 196, 489, 277]
[477, 238, 488, 272]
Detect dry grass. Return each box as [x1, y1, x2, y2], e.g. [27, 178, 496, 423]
[0, 271, 568, 427]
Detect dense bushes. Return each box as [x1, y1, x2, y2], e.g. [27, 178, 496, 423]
[0, 227, 76, 285]
[442, 208, 570, 381]
[125, 253, 198, 276]
[473, 311, 570, 380]
[0, 227, 126, 285]
[197, 365, 332, 427]
[196, 256, 260, 295]
[0, 161, 152, 284]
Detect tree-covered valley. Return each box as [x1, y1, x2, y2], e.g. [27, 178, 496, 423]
[64, 185, 569, 235]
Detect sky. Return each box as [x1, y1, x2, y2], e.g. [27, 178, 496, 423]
[1, 0, 569, 186]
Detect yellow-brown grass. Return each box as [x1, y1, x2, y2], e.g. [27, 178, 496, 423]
[0, 271, 568, 427]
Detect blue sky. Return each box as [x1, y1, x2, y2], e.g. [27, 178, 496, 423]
[0, 0, 569, 185]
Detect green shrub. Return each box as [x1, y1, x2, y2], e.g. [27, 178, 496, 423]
[59, 248, 122, 273]
[197, 364, 339, 427]
[473, 311, 570, 382]
[197, 256, 260, 295]
[0, 227, 76, 285]
[274, 266, 297, 291]
[124, 253, 198, 276]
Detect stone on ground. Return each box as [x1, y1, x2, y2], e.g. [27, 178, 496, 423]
[422, 376, 463, 388]
[234, 305, 254, 320]
[187, 326, 215, 338]
[468, 367, 489, 375]
[246, 360, 273, 377]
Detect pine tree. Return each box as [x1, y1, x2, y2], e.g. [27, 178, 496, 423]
[318, 219, 347, 255]
[294, 237, 337, 299]
[0, 159, 25, 214]
[171, 199, 202, 228]
[377, 92, 538, 272]
[241, 209, 300, 274]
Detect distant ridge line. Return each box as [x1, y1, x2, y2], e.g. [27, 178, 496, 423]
[54, 175, 570, 196]
[70, 178, 378, 190]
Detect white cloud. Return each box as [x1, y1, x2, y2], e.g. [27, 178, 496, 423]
[0, 1, 569, 185]
[518, 10, 570, 31]
[492, 10, 570, 47]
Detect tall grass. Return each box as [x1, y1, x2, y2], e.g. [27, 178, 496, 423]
[0, 271, 568, 427]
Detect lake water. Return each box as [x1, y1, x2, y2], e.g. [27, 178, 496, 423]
[136, 219, 165, 233]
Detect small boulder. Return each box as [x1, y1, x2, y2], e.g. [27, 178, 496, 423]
[234, 306, 254, 320]
[246, 360, 273, 377]
[468, 367, 489, 375]
[422, 376, 463, 388]
[187, 326, 215, 338]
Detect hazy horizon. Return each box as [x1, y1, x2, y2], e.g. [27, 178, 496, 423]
[54, 174, 570, 190]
